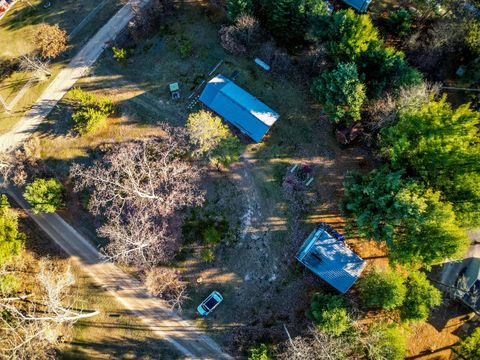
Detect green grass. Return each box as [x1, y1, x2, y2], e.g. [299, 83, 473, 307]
[0, 0, 123, 135]
[61, 268, 180, 360]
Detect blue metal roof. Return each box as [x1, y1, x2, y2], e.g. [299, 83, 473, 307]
[296, 228, 365, 293]
[342, 0, 372, 12]
[199, 75, 279, 143]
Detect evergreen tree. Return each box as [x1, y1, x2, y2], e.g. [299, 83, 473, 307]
[227, 0, 253, 22]
[454, 327, 480, 360]
[358, 268, 406, 310]
[265, 0, 308, 47]
[24, 178, 64, 214]
[0, 195, 25, 266]
[358, 43, 422, 98]
[401, 271, 442, 322]
[311, 62, 366, 125]
[342, 167, 469, 266]
[381, 97, 480, 227]
[366, 322, 406, 360]
[322, 9, 379, 62]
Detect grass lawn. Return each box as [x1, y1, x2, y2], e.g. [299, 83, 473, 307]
[61, 268, 180, 360]
[0, 0, 123, 134]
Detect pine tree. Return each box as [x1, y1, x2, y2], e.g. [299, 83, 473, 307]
[311, 62, 366, 125]
[381, 96, 480, 227]
[227, 0, 253, 22]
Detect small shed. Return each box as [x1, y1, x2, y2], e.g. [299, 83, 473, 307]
[342, 0, 372, 12]
[296, 227, 365, 293]
[199, 74, 279, 143]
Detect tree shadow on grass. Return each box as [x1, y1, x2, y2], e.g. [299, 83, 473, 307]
[61, 334, 182, 360]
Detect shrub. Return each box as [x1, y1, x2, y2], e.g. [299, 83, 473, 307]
[112, 47, 128, 62]
[179, 39, 193, 59]
[220, 25, 247, 55]
[201, 248, 215, 263]
[258, 42, 292, 75]
[454, 327, 480, 360]
[182, 209, 230, 246]
[68, 88, 115, 135]
[72, 108, 108, 135]
[307, 293, 351, 336]
[358, 268, 406, 310]
[401, 271, 442, 322]
[233, 15, 261, 48]
[248, 343, 271, 360]
[145, 267, 188, 309]
[0, 273, 20, 295]
[311, 62, 366, 125]
[464, 19, 480, 55]
[366, 322, 406, 360]
[23, 178, 64, 214]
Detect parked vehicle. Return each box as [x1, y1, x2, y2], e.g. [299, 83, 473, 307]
[197, 291, 223, 316]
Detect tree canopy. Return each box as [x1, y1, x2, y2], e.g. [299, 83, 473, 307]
[342, 167, 469, 266]
[381, 97, 480, 228]
[400, 271, 442, 322]
[186, 110, 241, 166]
[307, 293, 351, 336]
[0, 195, 25, 266]
[321, 9, 379, 62]
[366, 322, 406, 360]
[454, 327, 480, 360]
[311, 62, 366, 125]
[23, 178, 64, 214]
[227, 0, 253, 22]
[358, 268, 406, 310]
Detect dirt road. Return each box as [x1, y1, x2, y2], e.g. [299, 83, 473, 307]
[0, 0, 148, 152]
[7, 187, 231, 359]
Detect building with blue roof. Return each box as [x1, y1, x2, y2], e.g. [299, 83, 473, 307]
[199, 75, 280, 143]
[342, 0, 372, 12]
[296, 227, 365, 293]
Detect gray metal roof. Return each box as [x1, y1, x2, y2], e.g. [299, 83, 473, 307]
[296, 227, 365, 293]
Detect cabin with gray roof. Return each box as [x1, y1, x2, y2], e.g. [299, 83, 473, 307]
[296, 227, 365, 293]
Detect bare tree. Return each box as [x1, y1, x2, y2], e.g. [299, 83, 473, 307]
[98, 208, 175, 267]
[0, 138, 41, 188]
[145, 267, 188, 310]
[71, 131, 203, 219]
[34, 24, 68, 59]
[0, 261, 98, 359]
[219, 15, 261, 55]
[70, 128, 204, 267]
[19, 55, 51, 81]
[275, 327, 358, 360]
